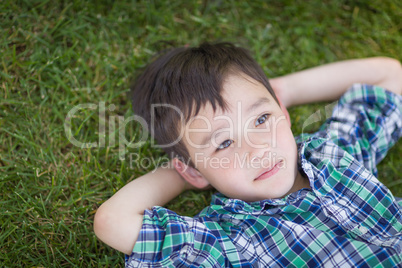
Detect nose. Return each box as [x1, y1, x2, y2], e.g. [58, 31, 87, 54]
[242, 125, 271, 160]
[249, 143, 269, 162]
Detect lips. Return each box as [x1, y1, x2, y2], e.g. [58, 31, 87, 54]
[254, 161, 282, 181]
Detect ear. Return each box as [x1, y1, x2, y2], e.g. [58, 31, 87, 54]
[172, 158, 210, 189]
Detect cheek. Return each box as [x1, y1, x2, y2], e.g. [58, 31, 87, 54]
[202, 157, 240, 184]
[203, 155, 237, 176]
[275, 121, 294, 144]
[277, 128, 298, 166]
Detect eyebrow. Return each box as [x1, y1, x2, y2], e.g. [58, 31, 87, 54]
[199, 97, 270, 147]
[246, 97, 270, 114]
[200, 121, 226, 146]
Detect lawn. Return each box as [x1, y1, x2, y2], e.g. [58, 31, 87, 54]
[1, 0, 401, 266]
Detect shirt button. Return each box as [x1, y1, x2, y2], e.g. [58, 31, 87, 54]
[359, 226, 368, 235]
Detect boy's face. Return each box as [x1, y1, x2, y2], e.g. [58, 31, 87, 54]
[183, 73, 306, 202]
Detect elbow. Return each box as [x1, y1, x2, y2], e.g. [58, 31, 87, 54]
[93, 203, 124, 251]
[93, 204, 112, 243]
[93, 201, 140, 255]
[93, 202, 122, 245]
[392, 59, 402, 95]
[376, 57, 402, 95]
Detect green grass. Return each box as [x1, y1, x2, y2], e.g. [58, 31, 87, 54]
[1, 0, 401, 266]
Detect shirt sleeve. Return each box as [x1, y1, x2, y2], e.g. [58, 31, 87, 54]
[319, 84, 401, 176]
[125, 206, 225, 267]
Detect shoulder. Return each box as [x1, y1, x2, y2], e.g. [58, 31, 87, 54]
[331, 84, 401, 135]
[327, 84, 401, 142]
[296, 84, 401, 176]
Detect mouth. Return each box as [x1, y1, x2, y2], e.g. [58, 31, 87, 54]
[254, 160, 282, 181]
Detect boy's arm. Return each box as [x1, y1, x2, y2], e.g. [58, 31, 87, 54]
[270, 57, 402, 107]
[94, 162, 188, 255]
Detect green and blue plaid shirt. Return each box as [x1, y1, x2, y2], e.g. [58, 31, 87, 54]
[126, 84, 402, 267]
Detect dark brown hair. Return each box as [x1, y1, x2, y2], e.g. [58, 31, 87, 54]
[131, 42, 278, 166]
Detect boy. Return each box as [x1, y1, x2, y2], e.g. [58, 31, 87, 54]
[94, 43, 402, 267]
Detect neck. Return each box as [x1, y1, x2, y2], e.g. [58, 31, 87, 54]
[286, 171, 310, 197]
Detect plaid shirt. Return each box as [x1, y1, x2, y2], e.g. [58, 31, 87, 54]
[126, 84, 402, 267]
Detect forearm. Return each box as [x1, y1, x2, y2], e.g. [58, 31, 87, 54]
[112, 166, 187, 212]
[94, 164, 185, 255]
[270, 57, 402, 107]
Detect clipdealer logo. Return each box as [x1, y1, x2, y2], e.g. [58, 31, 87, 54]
[64, 100, 339, 161]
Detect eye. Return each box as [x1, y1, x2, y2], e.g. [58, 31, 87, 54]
[255, 114, 269, 127]
[217, 139, 234, 151]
